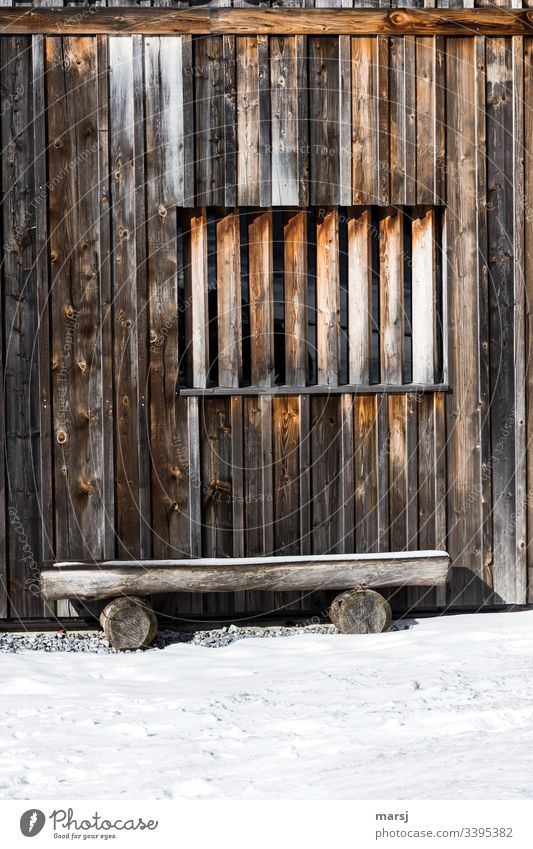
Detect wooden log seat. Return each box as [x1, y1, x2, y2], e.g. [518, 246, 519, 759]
[41, 550, 451, 648]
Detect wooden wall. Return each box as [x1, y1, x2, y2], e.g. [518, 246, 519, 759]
[0, 28, 529, 620]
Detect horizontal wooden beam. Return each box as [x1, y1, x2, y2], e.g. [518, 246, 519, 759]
[0, 8, 532, 36]
[41, 551, 451, 600]
[180, 383, 451, 397]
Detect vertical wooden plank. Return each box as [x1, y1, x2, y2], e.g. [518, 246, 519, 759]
[284, 209, 308, 387]
[524, 37, 533, 600]
[376, 393, 390, 551]
[309, 37, 347, 206]
[347, 207, 373, 384]
[297, 35, 310, 207]
[379, 208, 404, 385]
[404, 35, 417, 206]
[446, 38, 486, 606]
[96, 35, 115, 563]
[388, 394, 408, 552]
[486, 36, 521, 603]
[46, 37, 105, 564]
[109, 37, 143, 558]
[339, 35, 352, 206]
[147, 36, 193, 207]
[354, 395, 379, 553]
[184, 208, 209, 388]
[412, 208, 436, 384]
[194, 36, 225, 206]
[311, 396, 342, 557]
[223, 34, 237, 208]
[201, 398, 234, 614]
[248, 210, 274, 387]
[298, 394, 312, 555]
[389, 36, 406, 205]
[352, 37, 378, 204]
[1, 36, 43, 616]
[416, 37, 439, 205]
[270, 36, 299, 206]
[236, 36, 270, 207]
[339, 394, 355, 553]
[145, 36, 190, 562]
[217, 209, 242, 388]
[377, 35, 390, 206]
[273, 395, 302, 610]
[513, 35, 527, 605]
[316, 208, 340, 386]
[230, 396, 245, 559]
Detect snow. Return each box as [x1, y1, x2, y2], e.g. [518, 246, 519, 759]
[1, 611, 533, 800]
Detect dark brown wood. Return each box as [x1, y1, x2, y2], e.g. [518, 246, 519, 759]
[46, 36, 105, 564]
[329, 588, 392, 634]
[1, 36, 43, 616]
[2, 9, 533, 37]
[100, 596, 158, 649]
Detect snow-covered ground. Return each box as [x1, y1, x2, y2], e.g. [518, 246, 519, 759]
[1, 611, 533, 800]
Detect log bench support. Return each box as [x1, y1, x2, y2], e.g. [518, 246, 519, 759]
[41, 551, 450, 649]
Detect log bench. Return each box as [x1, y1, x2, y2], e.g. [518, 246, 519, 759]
[41, 550, 451, 649]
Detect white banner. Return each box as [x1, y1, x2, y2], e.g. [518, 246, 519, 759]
[1, 800, 532, 848]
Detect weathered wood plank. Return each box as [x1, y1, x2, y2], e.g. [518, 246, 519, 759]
[236, 36, 270, 206]
[311, 396, 342, 554]
[485, 36, 520, 603]
[284, 210, 308, 386]
[109, 37, 143, 558]
[411, 207, 436, 383]
[194, 36, 225, 206]
[273, 394, 302, 610]
[352, 37, 378, 204]
[347, 207, 373, 384]
[201, 398, 234, 612]
[42, 551, 452, 600]
[248, 210, 274, 387]
[354, 395, 379, 553]
[145, 36, 190, 561]
[309, 37, 348, 205]
[46, 36, 105, 562]
[446, 38, 486, 605]
[183, 208, 209, 388]
[270, 36, 301, 206]
[524, 36, 533, 600]
[379, 208, 404, 384]
[4, 8, 533, 37]
[217, 209, 242, 387]
[1, 36, 43, 615]
[316, 208, 340, 385]
[180, 383, 450, 396]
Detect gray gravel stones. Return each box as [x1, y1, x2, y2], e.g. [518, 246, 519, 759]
[0, 620, 412, 653]
[0, 623, 338, 654]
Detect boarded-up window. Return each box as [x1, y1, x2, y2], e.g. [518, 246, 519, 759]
[175, 207, 444, 390]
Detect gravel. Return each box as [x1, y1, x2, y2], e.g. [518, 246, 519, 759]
[0, 620, 414, 653]
[0, 624, 337, 654]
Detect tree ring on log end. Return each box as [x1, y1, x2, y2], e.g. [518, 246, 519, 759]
[100, 596, 158, 650]
[329, 588, 392, 634]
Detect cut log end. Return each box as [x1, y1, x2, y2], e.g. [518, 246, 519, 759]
[329, 588, 392, 635]
[100, 596, 158, 650]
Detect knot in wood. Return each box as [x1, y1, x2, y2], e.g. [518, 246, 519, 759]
[56, 429, 67, 445]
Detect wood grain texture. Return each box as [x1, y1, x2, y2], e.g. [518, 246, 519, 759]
[42, 551, 452, 600]
[445, 38, 487, 606]
[1, 36, 43, 616]
[379, 208, 404, 384]
[316, 208, 340, 385]
[3, 9, 533, 36]
[46, 36, 105, 563]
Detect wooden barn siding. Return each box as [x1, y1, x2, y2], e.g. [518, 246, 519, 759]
[0, 30, 529, 619]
